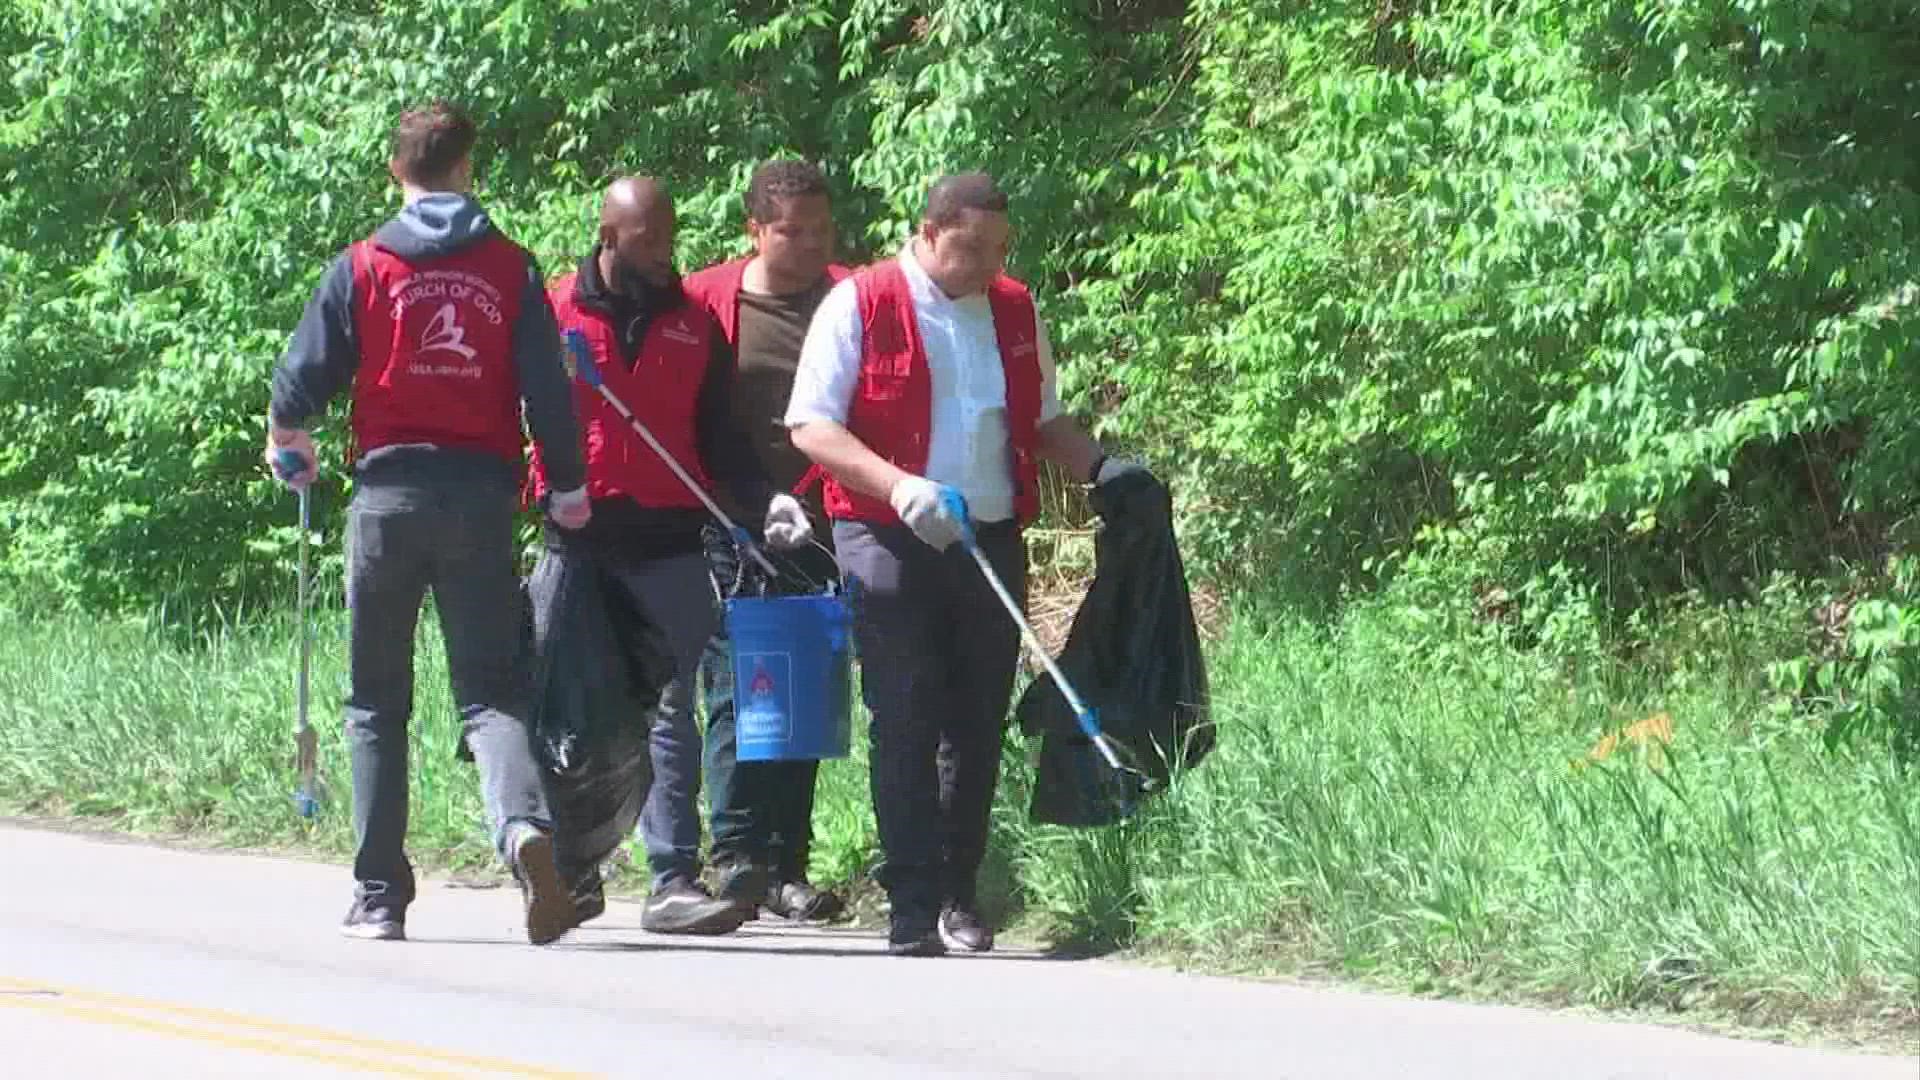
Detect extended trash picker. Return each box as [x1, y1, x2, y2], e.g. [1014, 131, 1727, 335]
[271, 448, 320, 820]
[939, 489, 1155, 814]
[560, 329, 779, 581]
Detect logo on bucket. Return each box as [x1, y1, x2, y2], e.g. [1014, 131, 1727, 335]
[736, 651, 792, 748]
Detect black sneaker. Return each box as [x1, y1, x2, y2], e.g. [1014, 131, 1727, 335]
[888, 912, 947, 957]
[642, 877, 750, 935]
[939, 906, 995, 953]
[508, 823, 578, 946]
[767, 880, 847, 923]
[340, 893, 405, 942]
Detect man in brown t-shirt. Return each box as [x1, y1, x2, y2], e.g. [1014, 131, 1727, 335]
[681, 160, 850, 921]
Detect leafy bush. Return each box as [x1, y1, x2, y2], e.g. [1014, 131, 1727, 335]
[6, 2, 1920, 755]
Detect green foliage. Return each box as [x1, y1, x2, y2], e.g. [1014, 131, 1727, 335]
[1080, 0, 1920, 612]
[6, 0, 1920, 746]
[1769, 554, 1920, 759]
[0, 0, 1185, 612]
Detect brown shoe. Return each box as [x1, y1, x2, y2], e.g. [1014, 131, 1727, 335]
[509, 824, 578, 946]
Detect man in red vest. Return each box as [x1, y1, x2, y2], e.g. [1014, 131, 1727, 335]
[787, 172, 1148, 956]
[264, 100, 591, 946]
[682, 159, 849, 924]
[527, 176, 805, 935]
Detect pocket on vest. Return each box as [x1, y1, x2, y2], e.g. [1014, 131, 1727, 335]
[859, 369, 913, 402]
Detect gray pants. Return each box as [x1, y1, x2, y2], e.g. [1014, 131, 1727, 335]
[604, 553, 721, 890]
[343, 479, 552, 908]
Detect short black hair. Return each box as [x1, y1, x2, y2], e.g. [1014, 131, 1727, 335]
[745, 159, 831, 221]
[923, 172, 1009, 228]
[391, 100, 476, 188]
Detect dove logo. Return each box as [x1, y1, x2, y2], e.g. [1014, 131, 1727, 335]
[419, 303, 477, 361]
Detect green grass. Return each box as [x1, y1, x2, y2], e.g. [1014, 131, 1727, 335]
[0, 592, 1914, 1050]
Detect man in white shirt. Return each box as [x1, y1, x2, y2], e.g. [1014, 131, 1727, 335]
[786, 172, 1145, 957]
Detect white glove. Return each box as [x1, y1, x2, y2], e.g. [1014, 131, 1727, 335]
[763, 493, 813, 550]
[888, 475, 967, 551]
[547, 486, 592, 531]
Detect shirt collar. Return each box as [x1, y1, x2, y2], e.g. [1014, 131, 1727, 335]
[897, 238, 986, 306]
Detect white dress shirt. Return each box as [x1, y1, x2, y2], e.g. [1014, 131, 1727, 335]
[784, 243, 1064, 523]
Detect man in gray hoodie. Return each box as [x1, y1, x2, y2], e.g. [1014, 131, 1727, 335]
[265, 100, 590, 946]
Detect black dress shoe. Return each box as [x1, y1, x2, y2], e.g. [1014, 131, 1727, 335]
[888, 912, 947, 957]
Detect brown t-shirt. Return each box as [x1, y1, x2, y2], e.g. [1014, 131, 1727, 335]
[733, 278, 833, 494]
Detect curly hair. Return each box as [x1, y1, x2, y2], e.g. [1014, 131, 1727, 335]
[745, 159, 831, 222]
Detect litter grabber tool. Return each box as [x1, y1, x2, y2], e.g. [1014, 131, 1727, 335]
[271, 448, 320, 820]
[938, 488, 1154, 810]
[562, 329, 780, 582]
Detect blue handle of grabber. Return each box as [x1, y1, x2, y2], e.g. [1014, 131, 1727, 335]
[563, 330, 604, 387]
[942, 485, 1112, 751]
[271, 448, 306, 483]
[939, 487, 978, 551]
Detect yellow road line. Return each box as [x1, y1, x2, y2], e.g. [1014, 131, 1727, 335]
[0, 977, 596, 1078]
[0, 992, 454, 1077]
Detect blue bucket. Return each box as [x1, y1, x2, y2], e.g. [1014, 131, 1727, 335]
[724, 591, 853, 761]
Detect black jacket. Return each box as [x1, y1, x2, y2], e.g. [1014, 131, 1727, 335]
[543, 247, 773, 561]
[1014, 470, 1216, 827]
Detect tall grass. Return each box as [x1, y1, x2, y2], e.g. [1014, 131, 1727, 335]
[0, 587, 1913, 1039]
[998, 597, 1920, 1034]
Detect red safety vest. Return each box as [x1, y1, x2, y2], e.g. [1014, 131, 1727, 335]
[526, 272, 716, 508]
[346, 234, 527, 467]
[680, 256, 852, 498]
[819, 260, 1044, 526]
[680, 255, 851, 348]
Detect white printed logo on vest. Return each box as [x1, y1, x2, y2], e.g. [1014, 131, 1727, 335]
[419, 302, 478, 361]
[661, 319, 702, 347]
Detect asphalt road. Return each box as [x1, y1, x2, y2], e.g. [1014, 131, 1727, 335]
[1, 822, 1910, 1078]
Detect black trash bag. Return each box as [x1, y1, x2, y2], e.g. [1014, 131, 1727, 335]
[1014, 469, 1215, 827]
[522, 548, 674, 883]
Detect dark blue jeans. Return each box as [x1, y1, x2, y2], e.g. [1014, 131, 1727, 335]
[701, 532, 840, 883]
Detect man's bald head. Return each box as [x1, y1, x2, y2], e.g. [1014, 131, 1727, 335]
[601, 176, 672, 227]
[598, 176, 677, 289]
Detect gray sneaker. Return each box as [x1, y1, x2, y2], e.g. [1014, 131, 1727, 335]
[508, 824, 578, 946]
[642, 877, 749, 935]
[340, 897, 405, 941]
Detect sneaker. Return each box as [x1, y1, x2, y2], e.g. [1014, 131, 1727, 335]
[508, 824, 578, 946]
[766, 880, 847, 923]
[641, 877, 750, 935]
[939, 906, 995, 953]
[340, 898, 405, 942]
[887, 912, 946, 958]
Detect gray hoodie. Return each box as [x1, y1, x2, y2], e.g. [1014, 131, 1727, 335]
[267, 193, 586, 493]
